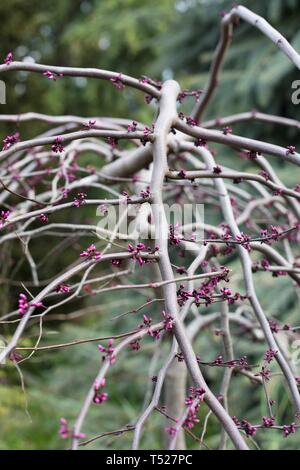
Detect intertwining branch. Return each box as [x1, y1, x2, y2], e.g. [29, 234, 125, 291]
[0, 5, 300, 450]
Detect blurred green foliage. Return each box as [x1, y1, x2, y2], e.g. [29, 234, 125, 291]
[0, 0, 300, 450]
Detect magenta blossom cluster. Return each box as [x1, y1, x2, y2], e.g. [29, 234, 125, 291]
[0, 210, 10, 228]
[51, 136, 64, 153]
[84, 119, 97, 129]
[262, 416, 275, 427]
[110, 73, 125, 91]
[127, 242, 156, 266]
[235, 232, 252, 251]
[43, 70, 64, 81]
[73, 192, 87, 208]
[18, 293, 44, 315]
[139, 75, 162, 89]
[140, 124, 155, 145]
[264, 349, 278, 364]
[185, 386, 206, 405]
[38, 213, 49, 223]
[169, 224, 181, 246]
[140, 186, 151, 199]
[194, 138, 207, 147]
[177, 89, 203, 103]
[177, 267, 230, 307]
[59, 418, 85, 440]
[240, 419, 257, 437]
[127, 121, 138, 133]
[129, 338, 141, 351]
[165, 426, 178, 436]
[162, 310, 175, 331]
[4, 52, 13, 65]
[2, 132, 20, 151]
[80, 244, 102, 261]
[93, 377, 108, 405]
[98, 339, 116, 364]
[260, 225, 281, 243]
[128, 242, 146, 266]
[139, 314, 161, 340]
[184, 397, 202, 430]
[107, 136, 118, 149]
[56, 283, 71, 294]
[283, 422, 296, 437]
[286, 145, 296, 155]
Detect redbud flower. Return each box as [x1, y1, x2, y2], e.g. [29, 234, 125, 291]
[169, 224, 181, 245]
[98, 339, 116, 364]
[256, 366, 271, 381]
[93, 391, 108, 404]
[73, 192, 87, 207]
[139, 75, 162, 89]
[165, 427, 177, 436]
[38, 213, 48, 223]
[18, 293, 44, 315]
[232, 416, 241, 426]
[177, 169, 187, 179]
[294, 184, 300, 193]
[0, 210, 10, 228]
[186, 116, 198, 126]
[127, 121, 138, 133]
[262, 416, 275, 427]
[18, 293, 29, 315]
[213, 165, 222, 174]
[85, 119, 96, 129]
[185, 395, 194, 406]
[220, 287, 232, 300]
[235, 232, 251, 251]
[128, 243, 147, 266]
[61, 187, 70, 199]
[261, 258, 270, 271]
[264, 349, 278, 364]
[43, 70, 63, 81]
[52, 136, 64, 153]
[58, 418, 86, 440]
[110, 73, 125, 91]
[144, 94, 154, 104]
[241, 420, 257, 436]
[162, 311, 175, 331]
[259, 170, 270, 181]
[93, 378, 108, 404]
[4, 52, 13, 65]
[283, 422, 296, 437]
[80, 244, 102, 261]
[56, 283, 71, 294]
[2, 132, 20, 150]
[140, 186, 151, 199]
[246, 150, 258, 160]
[184, 411, 199, 429]
[178, 89, 203, 103]
[148, 329, 161, 341]
[143, 125, 155, 138]
[129, 339, 141, 351]
[107, 136, 118, 148]
[269, 319, 280, 333]
[141, 314, 152, 329]
[59, 418, 69, 439]
[194, 138, 207, 147]
[286, 145, 296, 155]
[222, 126, 232, 135]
